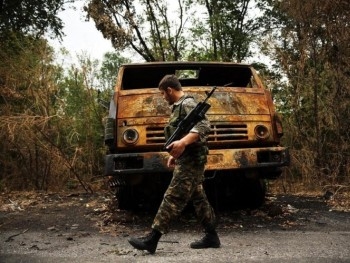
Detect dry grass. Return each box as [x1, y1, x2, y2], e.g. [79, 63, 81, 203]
[268, 173, 350, 212]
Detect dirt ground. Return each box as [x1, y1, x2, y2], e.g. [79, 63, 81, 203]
[1, 190, 350, 262]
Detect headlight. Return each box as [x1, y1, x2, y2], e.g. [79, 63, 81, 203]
[254, 125, 270, 140]
[122, 128, 139, 144]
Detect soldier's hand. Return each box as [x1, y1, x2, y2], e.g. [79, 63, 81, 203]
[167, 140, 186, 159]
[167, 156, 176, 168]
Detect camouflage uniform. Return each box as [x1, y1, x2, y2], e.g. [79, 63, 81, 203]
[152, 95, 216, 234]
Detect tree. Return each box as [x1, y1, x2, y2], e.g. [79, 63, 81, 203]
[190, 0, 262, 62]
[0, 0, 124, 192]
[85, 0, 268, 63]
[55, 55, 104, 182]
[0, 33, 130, 191]
[0, 34, 65, 190]
[98, 51, 131, 90]
[85, 0, 190, 61]
[261, 0, 350, 187]
[0, 0, 73, 39]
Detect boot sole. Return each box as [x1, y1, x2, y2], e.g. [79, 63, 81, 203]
[190, 243, 221, 249]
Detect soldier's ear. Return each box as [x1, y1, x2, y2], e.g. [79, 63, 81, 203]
[166, 87, 172, 94]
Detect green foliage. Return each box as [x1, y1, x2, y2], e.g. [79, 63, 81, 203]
[0, 33, 64, 190]
[98, 51, 131, 90]
[0, 0, 73, 39]
[262, 0, 350, 188]
[2, 0, 349, 193]
[190, 0, 260, 62]
[85, 0, 265, 62]
[85, 0, 189, 61]
[0, 29, 129, 191]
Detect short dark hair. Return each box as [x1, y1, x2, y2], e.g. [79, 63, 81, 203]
[158, 74, 182, 91]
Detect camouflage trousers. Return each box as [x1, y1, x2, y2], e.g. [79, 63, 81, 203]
[152, 161, 216, 234]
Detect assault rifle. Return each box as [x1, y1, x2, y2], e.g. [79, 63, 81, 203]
[163, 83, 232, 151]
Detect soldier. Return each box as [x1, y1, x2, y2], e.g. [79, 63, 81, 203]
[128, 74, 220, 254]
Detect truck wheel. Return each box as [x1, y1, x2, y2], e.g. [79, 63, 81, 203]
[115, 174, 169, 211]
[244, 177, 266, 209]
[204, 172, 266, 210]
[116, 186, 135, 210]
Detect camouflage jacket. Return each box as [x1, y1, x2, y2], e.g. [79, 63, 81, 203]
[164, 95, 210, 164]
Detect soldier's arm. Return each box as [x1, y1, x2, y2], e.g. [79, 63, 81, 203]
[167, 132, 199, 159]
[183, 98, 211, 142]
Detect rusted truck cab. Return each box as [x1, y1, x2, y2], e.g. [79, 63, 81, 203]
[104, 62, 289, 209]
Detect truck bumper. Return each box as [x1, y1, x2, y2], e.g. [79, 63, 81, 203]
[104, 146, 290, 176]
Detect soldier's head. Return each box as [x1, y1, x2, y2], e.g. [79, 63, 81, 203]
[158, 74, 183, 105]
[158, 74, 182, 91]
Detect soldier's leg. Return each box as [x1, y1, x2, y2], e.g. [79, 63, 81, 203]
[190, 177, 220, 249]
[152, 163, 198, 233]
[192, 182, 216, 228]
[128, 164, 193, 254]
[128, 163, 200, 253]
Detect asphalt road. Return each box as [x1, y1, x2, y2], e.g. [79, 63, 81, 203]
[1, 192, 349, 262]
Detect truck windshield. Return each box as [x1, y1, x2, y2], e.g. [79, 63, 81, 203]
[121, 64, 254, 90]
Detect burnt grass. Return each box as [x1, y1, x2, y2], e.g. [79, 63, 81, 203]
[123, 193, 350, 234]
[1, 190, 349, 238]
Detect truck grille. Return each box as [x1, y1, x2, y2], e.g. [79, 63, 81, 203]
[208, 124, 248, 141]
[146, 127, 165, 144]
[146, 124, 248, 144]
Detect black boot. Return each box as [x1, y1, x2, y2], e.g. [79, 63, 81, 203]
[128, 229, 162, 254]
[190, 229, 220, 249]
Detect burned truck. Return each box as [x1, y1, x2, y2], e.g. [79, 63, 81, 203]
[104, 62, 289, 210]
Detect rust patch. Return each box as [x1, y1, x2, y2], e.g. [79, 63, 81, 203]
[234, 150, 256, 168]
[234, 150, 249, 167]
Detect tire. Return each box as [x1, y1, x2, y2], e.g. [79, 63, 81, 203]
[244, 177, 266, 209]
[115, 174, 171, 211]
[116, 185, 135, 210]
[204, 171, 266, 210]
